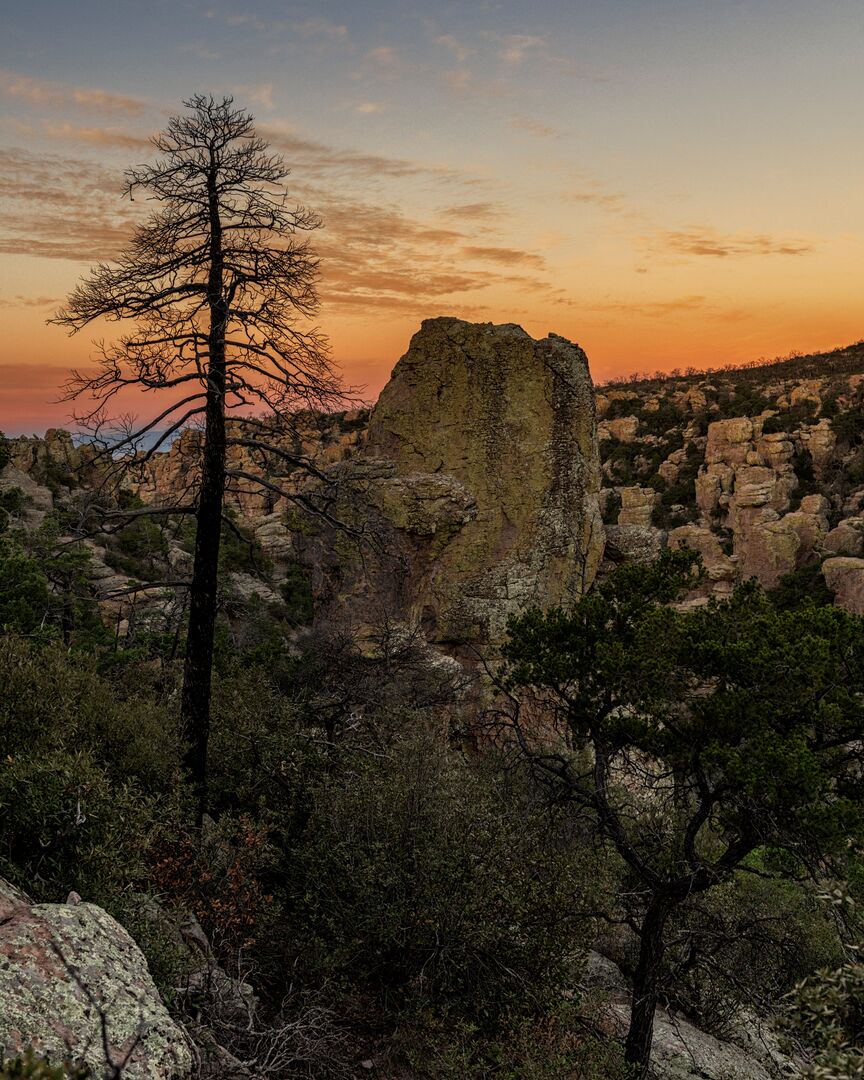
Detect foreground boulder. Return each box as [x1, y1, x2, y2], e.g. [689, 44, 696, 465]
[345, 317, 604, 644]
[0, 881, 193, 1078]
[582, 951, 789, 1079]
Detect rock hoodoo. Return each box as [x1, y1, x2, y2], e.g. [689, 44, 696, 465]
[339, 317, 604, 644]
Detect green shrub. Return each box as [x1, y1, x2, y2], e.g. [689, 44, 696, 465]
[0, 747, 155, 903]
[279, 562, 314, 625]
[762, 400, 819, 434]
[389, 1003, 629, 1080]
[635, 400, 685, 437]
[601, 490, 622, 525]
[832, 408, 864, 448]
[0, 539, 52, 635]
[104, 513, 169, 579]
[276, 734, 591, 1025]
[769, 564, 835, 611]
[662, 871, 842, 1033]
[0, 635, 183, 791]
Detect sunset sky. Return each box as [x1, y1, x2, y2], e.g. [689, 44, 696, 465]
[1, 0, 863, 434]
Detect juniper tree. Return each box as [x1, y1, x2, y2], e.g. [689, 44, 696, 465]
[53, 95, 343, 816]
[501, 550, 864, 1077]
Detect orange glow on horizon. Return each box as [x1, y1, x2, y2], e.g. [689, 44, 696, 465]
[3, 303, 862, 437]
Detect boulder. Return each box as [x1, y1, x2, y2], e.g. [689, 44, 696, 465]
[582, 952, 786, 1080]
[0, 882, 193, 1078]
[599, 415, 640, 443]
[356, 318, 604, 644]
[658, 447, 688, 485]
[705, 418, 762, 467]
[783, 497, 830, 563]
[253, 514, 296, 561]
[822, 557, 864, 614]
[617, 486, 658, 527]
[804, 420, 836, 475]
[790, 380, 823, 410]
[0, 464, 54, 521]
[668, 524, 736, 584]
[605, 524, 666, 564]
[737, 513, 801, 588]
[824, 518, 864, 558]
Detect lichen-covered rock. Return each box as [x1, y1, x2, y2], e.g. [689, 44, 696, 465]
[0, 464, 54, 523]
[737, 512, 801, 588]
[361, 318, 603, 644]
[803, 419, 837, 475]
[604, 524, 666, 564]
[705, 417, 763, 466]
[0, 884, 193, 1078]
[599, 415, 639, 443]
[583, 952, 786, 1080]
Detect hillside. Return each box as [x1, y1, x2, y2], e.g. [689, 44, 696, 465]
[596, 340, 864, 610]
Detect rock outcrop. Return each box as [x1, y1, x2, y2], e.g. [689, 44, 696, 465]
[11, 331, 864, 626]
[0, 881, 193, 1078]
[821, 557, 864, 614]
[336, 318, 604, 644]
[2, 318, 604, 652]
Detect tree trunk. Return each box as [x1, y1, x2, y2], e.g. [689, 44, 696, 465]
[181, 159, 226, 823]
[624, 896, 671, 1078]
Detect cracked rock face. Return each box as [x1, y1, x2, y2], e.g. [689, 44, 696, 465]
[359, 317, 604, 645]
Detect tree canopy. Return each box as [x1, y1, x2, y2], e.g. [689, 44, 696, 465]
[502, 549, 864, 1075]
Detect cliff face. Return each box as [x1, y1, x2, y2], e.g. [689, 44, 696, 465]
[595, 342, 864, 610]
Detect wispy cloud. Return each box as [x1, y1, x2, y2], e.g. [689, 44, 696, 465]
[508, 114, 560, 139]
[38, 121, 151, 149]
[0, 70, 146, 114]
[644, 226, 814, 258]
[440, 202, 504, 221]
[179, 42, 221, 61]
[583, 294, 711, 317]
[462, 245, 545, 269]
[362, 45, 402, 78]
[564, 188, 628, 212]
[0, 147, 138, 261]
[289, 184, 556, 317]
[493, 34, 546, 65]
[295, 17, 349, 40]
[350, 101, 388, 115]
[0, 294, 58, 309]
[259, 125, 470, 184]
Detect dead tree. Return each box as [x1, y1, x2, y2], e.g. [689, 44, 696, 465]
[53, 95, 344, 820]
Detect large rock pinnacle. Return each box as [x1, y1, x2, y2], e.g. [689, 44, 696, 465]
[356, 317, 604, 644]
